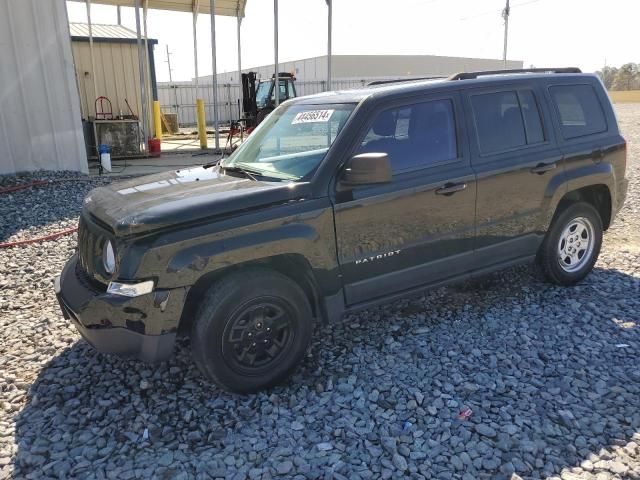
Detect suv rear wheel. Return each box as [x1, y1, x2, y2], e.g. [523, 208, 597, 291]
[191, 268, 313, 393]
[538, 201, 603, 286]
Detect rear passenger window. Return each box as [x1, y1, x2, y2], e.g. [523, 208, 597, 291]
[471, 90, 545, 154]
[550, 84, 607, 138]
[358, 99, 457, 172]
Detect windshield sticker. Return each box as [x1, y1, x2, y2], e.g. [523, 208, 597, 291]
[292, 109, 335, 124]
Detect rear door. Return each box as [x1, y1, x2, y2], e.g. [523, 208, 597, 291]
[545, 78, 626, 208]
[463, 83, 564, 269]
[332, 92, 477, 306]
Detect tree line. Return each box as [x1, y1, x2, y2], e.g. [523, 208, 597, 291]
[596, 63, 640, 91]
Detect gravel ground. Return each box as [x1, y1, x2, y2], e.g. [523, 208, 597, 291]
[1, 105, 639, 480]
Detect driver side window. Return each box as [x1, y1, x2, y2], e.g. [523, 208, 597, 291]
[358, 99, 458, 173]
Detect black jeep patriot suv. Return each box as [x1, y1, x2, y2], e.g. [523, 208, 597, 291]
[56, 68, 628, 393]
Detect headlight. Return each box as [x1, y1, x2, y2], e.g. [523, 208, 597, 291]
[107, 281, 154, 297]
[103, 240, 116, 274]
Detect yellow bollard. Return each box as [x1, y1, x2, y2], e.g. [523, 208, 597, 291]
[196, 99, 208, 149]
[153, 101, 162, 141]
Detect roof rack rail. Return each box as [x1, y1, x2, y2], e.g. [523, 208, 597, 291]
[448, 67, 582, 81]
[368, 76, 446, 86]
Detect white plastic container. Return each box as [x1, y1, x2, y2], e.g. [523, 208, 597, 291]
[99, 144, 112, 172]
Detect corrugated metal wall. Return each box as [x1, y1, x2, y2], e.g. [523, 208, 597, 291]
[71, 40, 154, 128]
[0, 0, 87, 175]
[158, 82, 241, 127]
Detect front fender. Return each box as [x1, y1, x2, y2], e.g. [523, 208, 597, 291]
[131, 199, 341, 295]
[168, 223, 327, 282]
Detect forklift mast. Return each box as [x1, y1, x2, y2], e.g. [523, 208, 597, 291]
[241, 72, 258, 123]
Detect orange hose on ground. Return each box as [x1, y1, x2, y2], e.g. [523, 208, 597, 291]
[0, 180, 51, 194]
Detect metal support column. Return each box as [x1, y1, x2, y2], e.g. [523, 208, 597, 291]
[143, 0, 153, 137]
[273, 0, 279, 107]
[193, 1, 207, 148]
[210, 0, 220, 150]
[326, 0, 332, 91]
[193, 1, 200, 96]
[236, 14, 243, 120]
[117, 5, 122, 25]
[85, 0, 98, 118]
[134, 0, 148, 152]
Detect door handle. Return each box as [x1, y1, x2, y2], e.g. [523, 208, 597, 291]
[436, 183, 467, 196]
[530, 162, 557, 175]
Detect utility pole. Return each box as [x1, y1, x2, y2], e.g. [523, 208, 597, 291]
[165, 45, 174, 83]
[502, 0, 510, 69]
[165, 46, 179, 120]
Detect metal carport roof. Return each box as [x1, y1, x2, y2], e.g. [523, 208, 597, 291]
[68, 0, 246, 17]
[69, 22, 158, 42]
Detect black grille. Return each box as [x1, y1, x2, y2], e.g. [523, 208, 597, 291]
[75, 260, 107, 294]
[77, 217, 100, 276]
[77, 216, 111, 285]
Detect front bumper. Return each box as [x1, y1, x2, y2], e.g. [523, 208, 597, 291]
[54, 254, 188, 363]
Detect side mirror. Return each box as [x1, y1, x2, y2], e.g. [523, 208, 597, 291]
[341, 152, 392, 186]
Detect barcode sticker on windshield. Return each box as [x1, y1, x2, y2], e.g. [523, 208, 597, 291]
[292, 109, 334, 124]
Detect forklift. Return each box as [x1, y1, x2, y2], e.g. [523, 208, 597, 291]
[241, 72, 297, 129]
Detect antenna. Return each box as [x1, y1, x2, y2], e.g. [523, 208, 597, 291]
[502, 0, 510, 69]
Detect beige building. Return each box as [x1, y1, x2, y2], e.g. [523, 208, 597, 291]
[69, 23, 157, 125]
[200, 54, 524, 85]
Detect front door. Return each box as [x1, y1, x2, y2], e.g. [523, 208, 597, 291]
[332, 93, 477, 306]
[462, 84, 564, 268]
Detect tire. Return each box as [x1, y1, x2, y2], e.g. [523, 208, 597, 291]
[191, 268, 313, 393]
[538, 201, 603, 286]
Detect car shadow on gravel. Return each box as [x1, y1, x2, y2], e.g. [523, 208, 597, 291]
[11, 266, 640, 479]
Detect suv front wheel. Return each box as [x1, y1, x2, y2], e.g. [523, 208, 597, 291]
[538, 201, 603, 286]
[191, 268, 313, 393]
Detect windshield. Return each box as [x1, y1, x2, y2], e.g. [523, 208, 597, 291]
[256, 81, 271, 109]
[222, 103, 355, 181]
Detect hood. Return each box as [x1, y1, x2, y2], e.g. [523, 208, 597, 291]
[83, 166, 310, 236]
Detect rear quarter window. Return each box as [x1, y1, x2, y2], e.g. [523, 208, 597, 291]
[549, 84, 607, 139]
[470, 90, 545, 155]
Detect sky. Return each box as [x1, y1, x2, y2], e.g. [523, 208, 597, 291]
[66, 0, 640, 83]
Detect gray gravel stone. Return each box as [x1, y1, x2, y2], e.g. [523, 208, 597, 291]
[392, 453, 408, 472]
[475, 424, 497, 438]
[276, 461, 293, 475]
